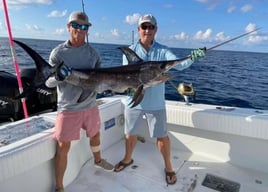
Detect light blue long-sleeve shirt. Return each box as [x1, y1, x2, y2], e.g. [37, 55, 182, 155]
[123, 40, 193, 110]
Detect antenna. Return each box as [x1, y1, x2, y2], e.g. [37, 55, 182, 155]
[81, 0, 85, 12]
[81, 0, 89, 43]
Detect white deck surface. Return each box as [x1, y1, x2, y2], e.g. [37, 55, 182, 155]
[65, 139, 268, 192]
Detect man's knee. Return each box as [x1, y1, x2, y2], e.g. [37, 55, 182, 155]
[56, 141, 71, 155]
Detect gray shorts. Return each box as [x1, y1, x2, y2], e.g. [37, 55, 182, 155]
[124, 107, 167, 138]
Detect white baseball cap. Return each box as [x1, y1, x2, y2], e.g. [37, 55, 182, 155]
[138, 14, 157, 26]
[68, 11, 92, 26]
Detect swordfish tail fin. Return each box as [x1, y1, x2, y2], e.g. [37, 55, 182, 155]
[13, 40, 54, 81]
[13, 40, 56, 99]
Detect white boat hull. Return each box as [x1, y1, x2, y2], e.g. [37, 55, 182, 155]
[0, 95, 267, 192]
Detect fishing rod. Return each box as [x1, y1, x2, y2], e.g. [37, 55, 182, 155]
[175, 28, 261, 67]
[169, 27, 261, 97]
[185, 27, 261, 60]
[206, 27, 260, 51]
[165, 27, 262, 73]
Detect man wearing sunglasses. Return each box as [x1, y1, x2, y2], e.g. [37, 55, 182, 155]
[46, 11, 114, 192]
[114, 14, 206, 185]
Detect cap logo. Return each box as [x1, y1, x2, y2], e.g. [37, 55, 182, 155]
[77, 13, 86, 21]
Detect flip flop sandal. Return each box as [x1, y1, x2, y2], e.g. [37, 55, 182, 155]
[114, 159, 134, 172]
[165, 169, 177, 185]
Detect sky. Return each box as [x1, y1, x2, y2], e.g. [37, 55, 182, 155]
[0, 0, 268, 53]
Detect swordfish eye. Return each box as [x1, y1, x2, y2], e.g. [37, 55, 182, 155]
[160, 63, 166, 69]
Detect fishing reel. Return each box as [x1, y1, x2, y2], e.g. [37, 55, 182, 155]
[177, 83, 196, 105]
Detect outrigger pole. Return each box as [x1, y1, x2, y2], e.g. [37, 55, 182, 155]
[2, 0, 28, 119]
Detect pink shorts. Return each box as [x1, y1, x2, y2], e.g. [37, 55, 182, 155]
[53, 107, 100, 142]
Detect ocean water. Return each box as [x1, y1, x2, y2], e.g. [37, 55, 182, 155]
[1, 37, 267, 110]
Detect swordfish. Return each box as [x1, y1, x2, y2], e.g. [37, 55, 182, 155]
[13, 40, 189, 107]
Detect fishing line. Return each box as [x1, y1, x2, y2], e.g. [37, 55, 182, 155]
[168, 79, 178, 90]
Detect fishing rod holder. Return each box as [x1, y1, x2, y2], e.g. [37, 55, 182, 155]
[183, 95, 191, 105]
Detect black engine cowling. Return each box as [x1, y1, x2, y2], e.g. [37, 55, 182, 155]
[0, 68, 57, 122]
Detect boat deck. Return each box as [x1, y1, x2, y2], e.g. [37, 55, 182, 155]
[1, 97, 268, 192]
[65, 139, 268, 192]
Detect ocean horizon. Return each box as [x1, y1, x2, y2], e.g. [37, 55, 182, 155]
[1, 37, 267, 110]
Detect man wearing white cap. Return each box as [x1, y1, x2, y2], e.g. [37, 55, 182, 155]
[114, 14, 205, 185]
[46, 11, 114, 192]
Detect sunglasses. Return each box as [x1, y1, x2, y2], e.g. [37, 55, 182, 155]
[70, 22, 89, 30]
[140, 24, 155, 30]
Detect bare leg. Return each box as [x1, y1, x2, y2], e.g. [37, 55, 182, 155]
[90, 131, 114, 171]
[90, 131, 101, 162]
[55, 141, 71, 190]
[123, 134, 137, 162]
[157, 136, 177, 184]
[114, 134, 136, 171]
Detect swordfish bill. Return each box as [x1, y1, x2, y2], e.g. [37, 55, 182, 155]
[13, 40, 188, 107]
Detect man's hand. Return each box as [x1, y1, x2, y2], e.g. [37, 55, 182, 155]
[56, 64, 72, 81]
[125, 88, 135, 96]
[190, 47, 206, 61]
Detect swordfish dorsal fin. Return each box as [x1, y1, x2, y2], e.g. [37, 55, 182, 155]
[13, 40, 55, 83]
[12, 40, 57, 99]
[118, 46, 143, 64]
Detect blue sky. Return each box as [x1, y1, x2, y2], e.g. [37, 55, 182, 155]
[0, 0, 268, 53]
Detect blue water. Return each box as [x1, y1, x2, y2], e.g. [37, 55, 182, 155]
[1, 37, 267, 110]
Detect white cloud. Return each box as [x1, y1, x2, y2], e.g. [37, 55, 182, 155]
[174, 32, 188, 40]
[195, 0, 209, 3]
[125, 13, 141, 25]
[111, 29, 119, 36]
[248, 35, 268, 43]
[195, 0, 218, 10]
[48, 10, 67, 18]
[0, 21, 3, 30]
[25, 24, 31, 30]
[164, 4, 173, 9]
[194, 28, 212, 40]
[33, 25, 42, 31]
[227, 6, 236, 13]
[215, 32, 229, 41]
[248, 35, 261, 43]
[0, 0, 53, 10]
[54, 28, 65, 35]
[9, 0, 53, 5]
[245, 23, 257, 33]
[25, 23, 42, 31]
[244, 23, 267, 44]
[241, 4, 253, 13]
[93, 32, 105, 40]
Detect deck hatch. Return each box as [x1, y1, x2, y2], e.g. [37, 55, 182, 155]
[202, 173, 240, 192]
